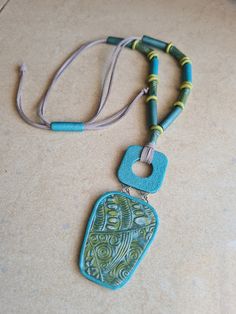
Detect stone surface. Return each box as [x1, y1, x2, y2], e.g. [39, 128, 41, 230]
[0, 0, 236, 313]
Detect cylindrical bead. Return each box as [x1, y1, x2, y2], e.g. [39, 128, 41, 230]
[148, 80, 157, 96]
[182, 63, 192, 82]
[178, 89, 190, 105]
[50, 122, 85, 132]
[142, 35, 167, 51]
[106, 36, 132, 48]
[135, 41, 152, 56]
[169, 46, 186, 61]
[159, 106, 183, 130]
[147, 99, 158, 126]
[150, 57, 158, 74]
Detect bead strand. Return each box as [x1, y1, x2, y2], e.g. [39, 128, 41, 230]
[141, 35, 192, 137]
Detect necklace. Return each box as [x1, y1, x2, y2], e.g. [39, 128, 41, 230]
[16, 35, 192, 290]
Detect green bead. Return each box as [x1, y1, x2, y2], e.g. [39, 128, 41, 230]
[147, 99, 158, 126]
[142, 35, 167, 51]
[178, 88, 190, 105]
[135, 41, 152, 56]
[148, 80, 158, 96]
[169, 46, 186, 61]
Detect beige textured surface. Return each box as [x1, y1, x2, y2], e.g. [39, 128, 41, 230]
[0, 1, 236, 313]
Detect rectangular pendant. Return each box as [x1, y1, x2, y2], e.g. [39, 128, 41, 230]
[79, 191, 159, 290]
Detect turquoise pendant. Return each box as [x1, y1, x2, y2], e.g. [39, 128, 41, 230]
[79, 191, 159, 290]
[118, 145, 168, 193]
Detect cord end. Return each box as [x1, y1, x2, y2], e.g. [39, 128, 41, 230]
[20, 63, 27, 73]
[143, 87, 149, 95]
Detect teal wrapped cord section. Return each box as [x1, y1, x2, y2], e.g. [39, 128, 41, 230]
[50, 122, 85, 132]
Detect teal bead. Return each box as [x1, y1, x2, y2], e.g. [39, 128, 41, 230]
[169, 46, 186, 61]
[151, 57, 158, 74]
[178, 88, 190, 105]
[135, 41, 152, 56]
[180, 90, 190, 104]
[142, 35, 167, 51]
[183, 63, 192, 82]
[147, 99, 158, 126]
[159, 106, 182, 130]
[50, 122, 85, 132]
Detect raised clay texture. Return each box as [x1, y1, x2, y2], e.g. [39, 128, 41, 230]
[80, 191, 159, 289]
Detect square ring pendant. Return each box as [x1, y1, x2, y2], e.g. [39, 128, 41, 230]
[79, 191, 159, 290]
[117, 145, 168, 193]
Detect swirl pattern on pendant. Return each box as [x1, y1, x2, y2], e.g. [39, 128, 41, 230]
[80, 192, 159, 289]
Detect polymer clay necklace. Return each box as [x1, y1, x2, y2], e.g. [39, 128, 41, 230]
[16, 35, 192, 290]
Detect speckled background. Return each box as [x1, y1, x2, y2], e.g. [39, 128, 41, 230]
[0, 1, 235, 313]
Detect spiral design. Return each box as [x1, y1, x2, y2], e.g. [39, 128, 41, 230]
[109, 234, 120, 246]
[128, 242, 143, 261]
[96, 243, 113, 261]
[112, 262, 129, 282]
[89, 234, 98, 243]
[98, 234, 107, 242]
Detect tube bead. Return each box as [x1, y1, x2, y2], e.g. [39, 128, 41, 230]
[142, 35, 167, 51]
[159, 106, 183, 130]
[51, 122, 85, 132]
[182, 63, 192, 82]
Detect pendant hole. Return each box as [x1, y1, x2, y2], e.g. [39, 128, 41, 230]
[132, 161, 153, 178]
